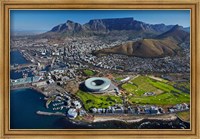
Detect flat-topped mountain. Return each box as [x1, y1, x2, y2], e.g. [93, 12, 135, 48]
[39, 17, 190, 58]
[40, 17, 183, 42]
[84, 17, 163, 32]
[86, 18, 136, 31]
[47, 17, 174, 35]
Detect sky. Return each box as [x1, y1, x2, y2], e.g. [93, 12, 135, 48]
[10, 10, 190, 32]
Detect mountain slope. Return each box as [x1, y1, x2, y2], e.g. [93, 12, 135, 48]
[94, 39, 180, 58]
[50, 20, 85, 33]
[94, 24, 190, 58]
[156, 25, 190, 44]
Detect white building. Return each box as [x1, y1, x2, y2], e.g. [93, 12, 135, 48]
[67, 108, 78, 119]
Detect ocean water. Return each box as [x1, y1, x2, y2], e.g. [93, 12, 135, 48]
[10, 88, 66, 129]
[10, 70, 34, 79]
[10, 50, 30, 65]
[10, 88, 190, 129]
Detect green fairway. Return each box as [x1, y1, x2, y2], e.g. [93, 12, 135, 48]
[129, 91, 190, 105]
[122, 75, 190, 105]
[83, 69, 95, 76]
[76, 90, 122, 110]
[148, 79, 182, 93]
[122, 76, 158, 96]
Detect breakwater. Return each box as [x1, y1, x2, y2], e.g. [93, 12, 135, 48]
[36, 111, 65, 116]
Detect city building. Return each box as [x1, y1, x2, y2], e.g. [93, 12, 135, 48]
[67, 108, 78, 119]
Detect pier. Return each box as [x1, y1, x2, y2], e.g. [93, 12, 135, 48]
[11, 63, 37, 70]
[36, 111, 66, 116]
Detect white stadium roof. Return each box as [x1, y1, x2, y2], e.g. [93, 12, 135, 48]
[85, 77, 111, 92]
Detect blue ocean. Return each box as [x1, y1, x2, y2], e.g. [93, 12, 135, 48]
[10, 50, 30, 65]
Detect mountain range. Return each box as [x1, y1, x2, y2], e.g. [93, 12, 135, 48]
[47, 17, 178, 36]
[41, 17, 190, 58]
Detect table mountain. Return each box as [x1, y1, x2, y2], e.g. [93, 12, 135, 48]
[46, 17, 174, 36]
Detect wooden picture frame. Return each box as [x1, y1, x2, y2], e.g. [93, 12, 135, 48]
[0, 0, 199, 138]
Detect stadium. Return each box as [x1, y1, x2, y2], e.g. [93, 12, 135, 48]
[84, 77, 111, 92]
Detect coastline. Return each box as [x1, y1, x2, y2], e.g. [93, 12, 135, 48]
[11, 88, 190, 129]
[10, 86, 31, 91]
[92, 114, 178, 123]
[10, 85, 48, 96]
[176, 114, 190, 124]
[11, 87, 188, 125]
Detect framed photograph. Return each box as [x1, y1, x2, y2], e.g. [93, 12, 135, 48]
[0, 0, 200, 138]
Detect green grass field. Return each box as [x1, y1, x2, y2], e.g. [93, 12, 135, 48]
[122, 75, 190, 105]
[77, 90, 122, 110]
[122, 76, 158, 96]
[76, 75, 190, 110]
[83, 69, 95, 76]
[115, 77, 123, 81]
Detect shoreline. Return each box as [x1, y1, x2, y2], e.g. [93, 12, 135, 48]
[10, 86, 48, 96]
[176, 115, 190, 124]
[10, 86, 31, 91]
[92, 114, 178, 123]
[11, 87, 190, 125]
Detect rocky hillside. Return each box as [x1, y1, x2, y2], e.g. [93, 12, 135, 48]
[94, 39, 180, 58]
[156, 25, 190, 44]
[94, 24, 190, 58]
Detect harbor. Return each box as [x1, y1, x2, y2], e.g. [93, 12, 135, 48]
[10, 88, 190, 129]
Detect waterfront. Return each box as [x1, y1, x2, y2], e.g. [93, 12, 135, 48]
[10, 70, 33, 79]
[10, 88, 65, 129]
[10, 50, 30, 65]
[10, 88, 190, 129]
